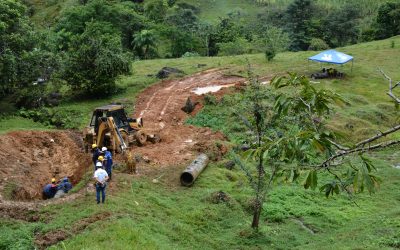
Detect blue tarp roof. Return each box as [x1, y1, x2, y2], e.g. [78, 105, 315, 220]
[308, 50, 353, 64]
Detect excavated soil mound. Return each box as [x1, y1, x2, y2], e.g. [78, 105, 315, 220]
[132, 68, 245, 166]
[0, 130, 90, 201]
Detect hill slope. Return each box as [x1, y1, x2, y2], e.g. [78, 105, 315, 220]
[0, 36, 399, 249]
[183, 0, 384, 23]
[26, 0, 387, 26]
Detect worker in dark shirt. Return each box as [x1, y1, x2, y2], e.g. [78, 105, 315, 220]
[42, 178, 58, 199]
[92, 144, 101, 170]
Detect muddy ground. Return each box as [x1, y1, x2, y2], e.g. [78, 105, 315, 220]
[0, 68, 245, 208]
[0, 130, 90, 201]
[0, 68, 248, 248]
[132, 68, 245, 166]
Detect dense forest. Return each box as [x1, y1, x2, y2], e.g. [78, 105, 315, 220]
[1, 0, 400, 113]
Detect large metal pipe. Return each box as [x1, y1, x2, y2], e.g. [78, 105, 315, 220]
[180, 154, 209, 186]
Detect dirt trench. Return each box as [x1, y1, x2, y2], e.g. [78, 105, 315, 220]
[0, 130, 90, 201]
[0, 69, 245, 203]
[131, 68, 246, 166]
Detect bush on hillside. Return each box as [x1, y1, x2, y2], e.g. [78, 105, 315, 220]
[308, 38, 329, 51]
[14, 85, 47, 109]
[181, 52, 200, 58]
[265, 45, 276, 61]
[19, 107, 81, 128]
[217, 38, 252, 56]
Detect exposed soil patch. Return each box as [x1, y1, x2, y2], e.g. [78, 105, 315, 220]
[0, 69, 246, 220]
[35, 230, 69, 250]
[131, 68, 246, 166]
[0, 201, 40, 222]
[35, 212, 112, 249]
[0, 130, 91, 201]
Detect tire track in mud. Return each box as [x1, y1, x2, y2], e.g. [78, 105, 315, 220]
[0, 68, 246, 217]
[131, 68, 246, 166]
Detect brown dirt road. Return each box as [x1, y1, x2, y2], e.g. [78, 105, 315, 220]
[131, 68, 245, 166]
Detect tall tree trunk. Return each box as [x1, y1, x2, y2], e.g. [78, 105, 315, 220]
[144, 45, 148, 59]
[251, 198, 262, 229]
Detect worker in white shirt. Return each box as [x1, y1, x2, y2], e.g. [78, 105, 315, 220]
[94, 161, 109, 204]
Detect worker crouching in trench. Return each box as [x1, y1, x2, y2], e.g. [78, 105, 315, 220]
[42, 177, 73, 199]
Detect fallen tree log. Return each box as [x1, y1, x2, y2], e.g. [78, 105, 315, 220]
[180, 154, 209, 186]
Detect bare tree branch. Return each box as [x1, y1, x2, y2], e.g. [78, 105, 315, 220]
[378, 68, 400, 104]
[299, 97, 350, 151]
[319, 139, 400, 169]
[356, 124, 400, 147]
[328, 139, 350, 151]
[299, 97, 317, 131]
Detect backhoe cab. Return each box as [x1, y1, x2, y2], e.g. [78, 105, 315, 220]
[83, 105, 160, 153]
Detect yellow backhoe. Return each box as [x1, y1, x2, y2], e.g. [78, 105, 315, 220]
[83, 104, 160, 153]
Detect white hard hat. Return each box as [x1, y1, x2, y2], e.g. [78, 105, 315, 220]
[96, 162, 103, 167]
[101, 147, 107, 151]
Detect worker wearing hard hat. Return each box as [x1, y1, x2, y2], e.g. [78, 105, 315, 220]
[102, 147, 113, 181]
[58, 177, 73, 193]
[92, 144, 101, 170]
[94, 161, 109, 204]
[42, 178, 58, 199]
[54, 177, 73, 199]
[96, 155, 105, 169]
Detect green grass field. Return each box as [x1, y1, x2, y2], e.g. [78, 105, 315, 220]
[0, 37, 399, 249]
[1, 154, 399, 249]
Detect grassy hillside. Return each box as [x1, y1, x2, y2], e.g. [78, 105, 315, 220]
[3, 155, 398, 249]
[2, 36, 399, 139]
[1, 37, 399, 249]
[183, 0, 384, 23]
[25, 0, 77, 26]
[26, 0, 389, 27]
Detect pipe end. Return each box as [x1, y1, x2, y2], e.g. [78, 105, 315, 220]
[180, 172, 194, 186]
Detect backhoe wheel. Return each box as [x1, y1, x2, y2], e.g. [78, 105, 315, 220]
[135, 131, 147, 146]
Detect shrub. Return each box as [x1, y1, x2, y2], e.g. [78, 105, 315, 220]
[217, 38, 251, 56]
[18, 107, 81, 128]
[265, 45, 276, 61]
[181, 52, 200, 58]
[204, 94, 218, 105]
[308, 38, 329, 51]
[14, 85, 47, 109]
